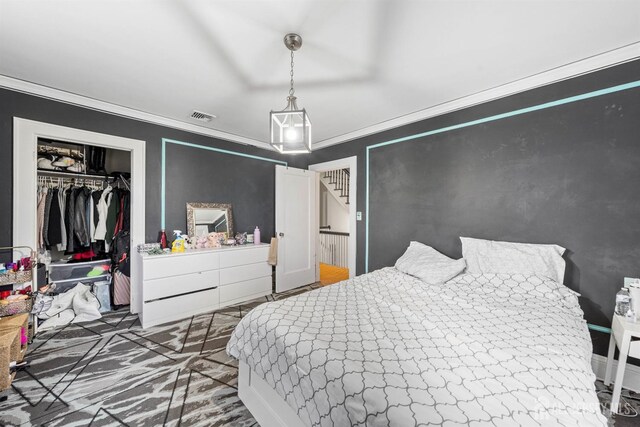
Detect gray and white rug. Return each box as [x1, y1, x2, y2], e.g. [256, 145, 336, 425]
[0, 281, 638, 426]
[0, 284, 319, 427]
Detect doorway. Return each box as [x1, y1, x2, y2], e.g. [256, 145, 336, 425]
[308, 156, 357, 285]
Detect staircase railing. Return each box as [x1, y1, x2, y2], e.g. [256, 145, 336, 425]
[319, 230, 349, 268]
[323, 168, 350, 204]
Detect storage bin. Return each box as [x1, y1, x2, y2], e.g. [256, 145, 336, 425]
[0, 269, 33, 286]
[0, 314, 28, 391]
[49, 259, 111, 282]
[0, 297, 33, 317]
[93, 279, 112, 313]
[52, 274, 111, 294]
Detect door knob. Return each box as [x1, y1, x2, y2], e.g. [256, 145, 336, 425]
[279, 232, 284, 237]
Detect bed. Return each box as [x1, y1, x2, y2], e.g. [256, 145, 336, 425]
[227, 265, 606, 426]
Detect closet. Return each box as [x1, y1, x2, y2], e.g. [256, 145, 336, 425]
[36, 137, 132, 311]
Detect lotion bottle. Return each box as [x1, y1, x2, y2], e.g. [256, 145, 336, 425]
[254, 226, 261, 245]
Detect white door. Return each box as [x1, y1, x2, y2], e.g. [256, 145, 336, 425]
[275, 165, 317, 292]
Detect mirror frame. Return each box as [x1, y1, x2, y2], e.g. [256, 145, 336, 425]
[186, 202, 234, 237]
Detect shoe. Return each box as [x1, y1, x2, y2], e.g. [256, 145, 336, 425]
[67, 163, 85, 173]
[95, 147, 108, 175]
[52, 156, 75, 167]
[37, 157, 58, 170]
[86, 146, 97, 174]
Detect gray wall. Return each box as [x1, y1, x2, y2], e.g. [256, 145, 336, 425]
[2, 59, 639, 356]
[308, 60, 640, 355]
[0, 88, 306, 261]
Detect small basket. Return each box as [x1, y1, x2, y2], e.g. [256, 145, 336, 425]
[14, 270, 32, 284]
[0, 245, 36, 286]
[0, 298, 33, 317]
[0, 271, 17, 286]
[0, 270, 33, 286]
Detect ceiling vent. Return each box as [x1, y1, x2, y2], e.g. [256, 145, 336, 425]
[190, 110, 216, 122]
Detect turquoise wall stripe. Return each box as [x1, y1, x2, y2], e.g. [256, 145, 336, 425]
[367, 80, 640, 151]
[161, 139, 166, 229]
[365, 148, 370, 273]
[588, 323, 612, 334]
[160, 138, 287, 229]
[163, 138, 289, 166]
[365, 79, 640, 290]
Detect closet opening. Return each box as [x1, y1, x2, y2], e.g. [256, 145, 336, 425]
[36, 137, 132, 321]
[13, 118, 146, 325]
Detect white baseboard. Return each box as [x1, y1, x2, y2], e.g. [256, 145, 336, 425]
[592, 354, 640, 393]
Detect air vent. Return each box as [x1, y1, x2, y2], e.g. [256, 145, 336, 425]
[190, 110, 216, 122]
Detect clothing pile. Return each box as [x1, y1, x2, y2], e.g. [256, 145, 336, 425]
[37, 184, 130, 260]
[32, 284, 102, 332]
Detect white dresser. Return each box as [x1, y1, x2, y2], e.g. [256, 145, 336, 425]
[136, 244, 271, 328]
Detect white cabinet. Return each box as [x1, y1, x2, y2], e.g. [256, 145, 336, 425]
[138, 244, 271, 328]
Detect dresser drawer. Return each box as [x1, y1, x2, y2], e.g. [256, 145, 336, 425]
[220, 262, 271, 285]
[142, 287, 219, 328]
[219, 246, 269, 268]
[143, 252, 219, 280]
[220, 276, 272, 305]
[144, 270, 219, 302]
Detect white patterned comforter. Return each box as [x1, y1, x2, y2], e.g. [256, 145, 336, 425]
[227, 268, 606, 426]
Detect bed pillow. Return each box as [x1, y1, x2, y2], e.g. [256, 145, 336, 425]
[395, 241, 466, 284]
[460, 237, 566, 283]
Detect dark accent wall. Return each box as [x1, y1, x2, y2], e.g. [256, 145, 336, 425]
[309, 59, 640, 356]
[0, 88, 306, 261]
[164, 143, 281, 240]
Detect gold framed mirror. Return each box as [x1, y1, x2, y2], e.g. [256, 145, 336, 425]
[186, 202, 234, 237]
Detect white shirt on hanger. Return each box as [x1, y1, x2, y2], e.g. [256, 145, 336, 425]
[94, 186, 113, 241]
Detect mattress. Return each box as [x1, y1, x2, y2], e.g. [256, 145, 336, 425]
[227, 268, 606, 426]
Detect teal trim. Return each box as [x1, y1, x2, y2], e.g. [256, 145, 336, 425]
[588, 323, 612, 334]
[364, 79, 640, 273]
[368, 80, 640, 151]
[365, 148, 370, 273]
[162, 138, 288, 166]
[161, 139, 166, 229]
[160, 138, 287, 230]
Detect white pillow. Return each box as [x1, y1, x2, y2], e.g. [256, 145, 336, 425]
[395, 241, 466, 284]
[460, 237, 566, 283]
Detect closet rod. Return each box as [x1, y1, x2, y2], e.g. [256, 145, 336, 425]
[37, 170, 109, 180]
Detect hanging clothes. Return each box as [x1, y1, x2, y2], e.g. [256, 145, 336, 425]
[47, 189, 63, 247]
[94, 186, 112, 241]
[37, 188, 47, 249]
[64, 187, 76, 253]
[74, 187, 91, 248]
[105, 190, 119, 250]
[43, 190, 54, 248]
[57, 186, 68, 252]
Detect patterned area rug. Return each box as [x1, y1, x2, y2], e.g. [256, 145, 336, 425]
[0, 284, 319, 426]
[0, 281, 637, 426]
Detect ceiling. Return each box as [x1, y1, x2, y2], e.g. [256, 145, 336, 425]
[1, 1, 639, 151]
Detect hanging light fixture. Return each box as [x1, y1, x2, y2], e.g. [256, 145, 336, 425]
[270, 33, 312, 154]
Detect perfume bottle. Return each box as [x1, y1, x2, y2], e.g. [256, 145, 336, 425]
[157, 229, 168, 249]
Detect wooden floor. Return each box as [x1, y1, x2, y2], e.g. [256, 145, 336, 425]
[319, 263, 349, 286]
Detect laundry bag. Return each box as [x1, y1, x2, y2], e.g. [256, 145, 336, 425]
[112, 270, 130, 306]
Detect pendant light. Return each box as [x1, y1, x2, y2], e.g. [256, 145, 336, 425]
[270, 33, 312, 154]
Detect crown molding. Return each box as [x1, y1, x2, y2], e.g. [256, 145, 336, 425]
[0, 75, 274, 151]
[312, 42, 640, 150]
[2, 42, 639, 153]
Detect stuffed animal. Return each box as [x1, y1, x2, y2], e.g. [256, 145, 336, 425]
[184, 235, 196, 250]
[196, 235, 208, 249]
[206, 232, 224, 248]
